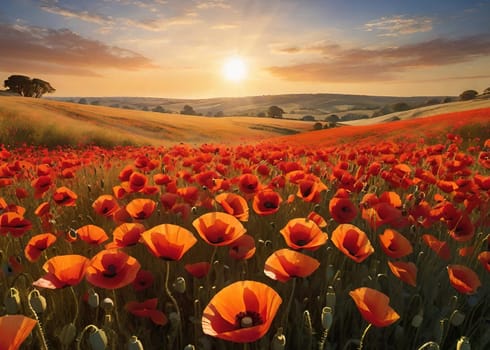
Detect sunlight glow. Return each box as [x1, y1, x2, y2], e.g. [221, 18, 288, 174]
[222, 56, 247, 82]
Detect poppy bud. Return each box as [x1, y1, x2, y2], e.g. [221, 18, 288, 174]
[89, 327, 108, 350]
[183, 345, 195, 350]
[271, 327, 286, 350]
[102, 297, 114, 312]
[321, 307, 333, 330]
[127, 336, 144, 350]
[325, 286, 336, 309]
[456, 336, 470, 350]
[29, 289, 47, 313]
[450, 310, 465, 327]
[411, 314, 423, 328]
[58, 322, 77, 345]
[173, 277, 186, 294]
[4, 287, 21, 314]
[88, 289, 100, 308]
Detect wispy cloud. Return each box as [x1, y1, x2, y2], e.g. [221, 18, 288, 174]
[40, 1, 114, 25]
[211, 23, 238, 30]
[196, 0, 230, 9]
[123, 12, 199, 31]
[364, 15, 433, 37]
[0, 22, 156, 76]
[267, 35, 490, 82]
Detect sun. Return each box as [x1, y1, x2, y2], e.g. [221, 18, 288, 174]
[222, 56, 247, 82]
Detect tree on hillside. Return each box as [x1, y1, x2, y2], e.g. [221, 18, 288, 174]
[267, 105, 284, 118]
[181, 104, 196, 115]
[4, 75, 55, 98]
[391, 102, 410, 112]
[459, 90, 478, 101]
[483, 87, 490, 95]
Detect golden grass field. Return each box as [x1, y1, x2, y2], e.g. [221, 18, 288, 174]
[1, 95, 489, 147]
[0, 96, 314, 146]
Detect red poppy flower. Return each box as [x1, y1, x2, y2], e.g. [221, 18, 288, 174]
[478, 151, 490, 169]
[422, 234, 451, 261]
[34, 201, 51, 217]
[202, 280, 282, 343]
[296, 178, 327, 203]
[238, 173, 261, 195]
[447, 265, 481, 294]
[378, 229, 413, 259]
[33, 254, 89, 289]
[229, 234, 256, 260]
[118, 164, 133, 181]
[125, 198, 156, 220]
[331, 224, 374, 263]
[215, 192, 249, 222]
[105, 223, 145, 249]
[140, 224, 197, 261]
[92, 195, 119, 217]
[132, 269, 155, 291]
[329, 196, 358, 224]
[349, 287, 400, 327]
[31, 175, 52, 198]
[192, 212, 247, 246]
[387, 261, 417, 287]
[0, 212, 32, 237]
[24, 233, 57, 262]
[0, 315, 37, 350]
[52, 186, 77, 206]
[264, 248, 320, 283]
[177, 186, 200, 205]
[447, 213, 475, 242]
[252, 189, 283, 216]
[307, 211, 327, 228]
[127, 172, 148, 192]
[160, 192, 180, 210]
[85, 249, 141, 289]
[113, 185, 128, 199]
[76, 225, 109, 245]
[280, 218, 328, 251]
[477, 251, 490, 272]
[125, 298, 167, 326]
[185, 261, 211, 279]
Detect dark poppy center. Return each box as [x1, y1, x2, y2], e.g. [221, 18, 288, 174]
[246, 184, 256, 190]
[209, 236, 225, 244]
[103, 264, 118, 278]
[264, 201, 277, 209]
[295, 239, 308, 246]
[236, 310, 263, 328]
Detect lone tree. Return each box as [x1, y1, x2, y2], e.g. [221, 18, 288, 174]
[459, 90, 478, 101]
[267, 105, 284, 118]
[181, 104, 196, 115]
[4, 75, 55, 98]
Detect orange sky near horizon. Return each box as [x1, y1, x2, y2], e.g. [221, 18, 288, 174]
[1, 0, 489, 98]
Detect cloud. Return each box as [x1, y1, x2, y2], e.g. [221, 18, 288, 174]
[123, 12, 199, 31]
[0, 22, 156, 76]
[40, 1, 114, 25]
[267, 35, 490, 83]
[364, 15, 433, 37]
[211, 23, 238, 30]
[196, 0, 230, 9]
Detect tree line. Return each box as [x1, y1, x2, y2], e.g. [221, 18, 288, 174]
[3, 75, 55, 98]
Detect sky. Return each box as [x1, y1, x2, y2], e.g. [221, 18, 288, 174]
[1, 0, 489, 98]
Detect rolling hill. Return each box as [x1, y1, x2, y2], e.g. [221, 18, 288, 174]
[1, 95, 488, 148]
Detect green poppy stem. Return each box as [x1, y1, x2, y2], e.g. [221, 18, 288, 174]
[281, 277, 297, 331]
[358, 323, 372, 350]
[165, 260, 182, 348]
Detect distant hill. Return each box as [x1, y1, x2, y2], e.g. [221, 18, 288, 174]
[50, 93, 453, 120]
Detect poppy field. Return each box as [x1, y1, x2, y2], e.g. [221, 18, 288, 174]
[0, 107, 489, 350]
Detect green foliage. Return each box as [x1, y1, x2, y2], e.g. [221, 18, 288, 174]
[267, 105, 285, 118]
[459, 90, 478, 101]
[181, 104, 196, 115]
[3, 75, 55, 98]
